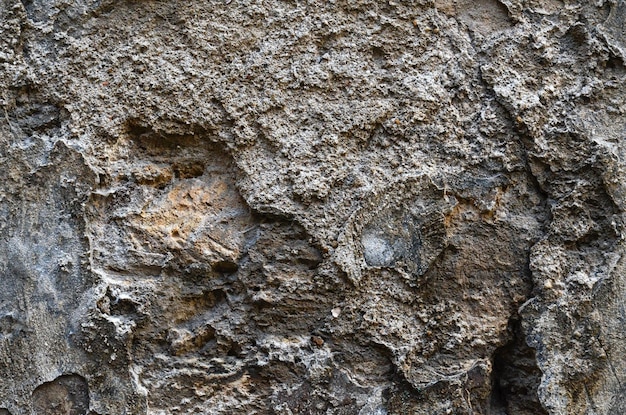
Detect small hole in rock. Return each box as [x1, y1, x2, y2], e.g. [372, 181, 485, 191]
[227, 342, 243, 357]
[212, 260, 239, 274]
[606, 55, 624, 70]
[173, 162, 205, 178]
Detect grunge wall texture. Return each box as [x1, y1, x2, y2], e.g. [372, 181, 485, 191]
[1, 0, 625, 414]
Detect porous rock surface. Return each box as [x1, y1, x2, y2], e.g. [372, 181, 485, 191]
[0, 0, 625, 413]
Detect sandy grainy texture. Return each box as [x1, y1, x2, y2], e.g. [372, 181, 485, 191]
[0, 0, 625, 413]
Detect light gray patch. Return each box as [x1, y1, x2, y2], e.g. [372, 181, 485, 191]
[362, 233, 397, 267]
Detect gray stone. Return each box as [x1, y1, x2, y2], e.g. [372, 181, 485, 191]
[0, 0, 625, 413]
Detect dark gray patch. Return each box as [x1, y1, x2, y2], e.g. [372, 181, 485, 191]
[7, 88, 65, 136]
[20, 0, 49, 23]
[0, 312, 27, 340]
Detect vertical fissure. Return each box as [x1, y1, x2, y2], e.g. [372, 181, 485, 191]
[490, 317, 547, 415]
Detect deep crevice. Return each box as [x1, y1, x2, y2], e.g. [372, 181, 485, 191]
[490, 317, 547, 415]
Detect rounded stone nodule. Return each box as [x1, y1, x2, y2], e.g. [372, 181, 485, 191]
[32, 374, 89, 415]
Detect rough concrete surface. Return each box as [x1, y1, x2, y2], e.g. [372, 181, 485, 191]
[0, 0, 625, 413]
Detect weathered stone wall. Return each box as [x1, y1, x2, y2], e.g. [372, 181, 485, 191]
[0, 0, 624, 413]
